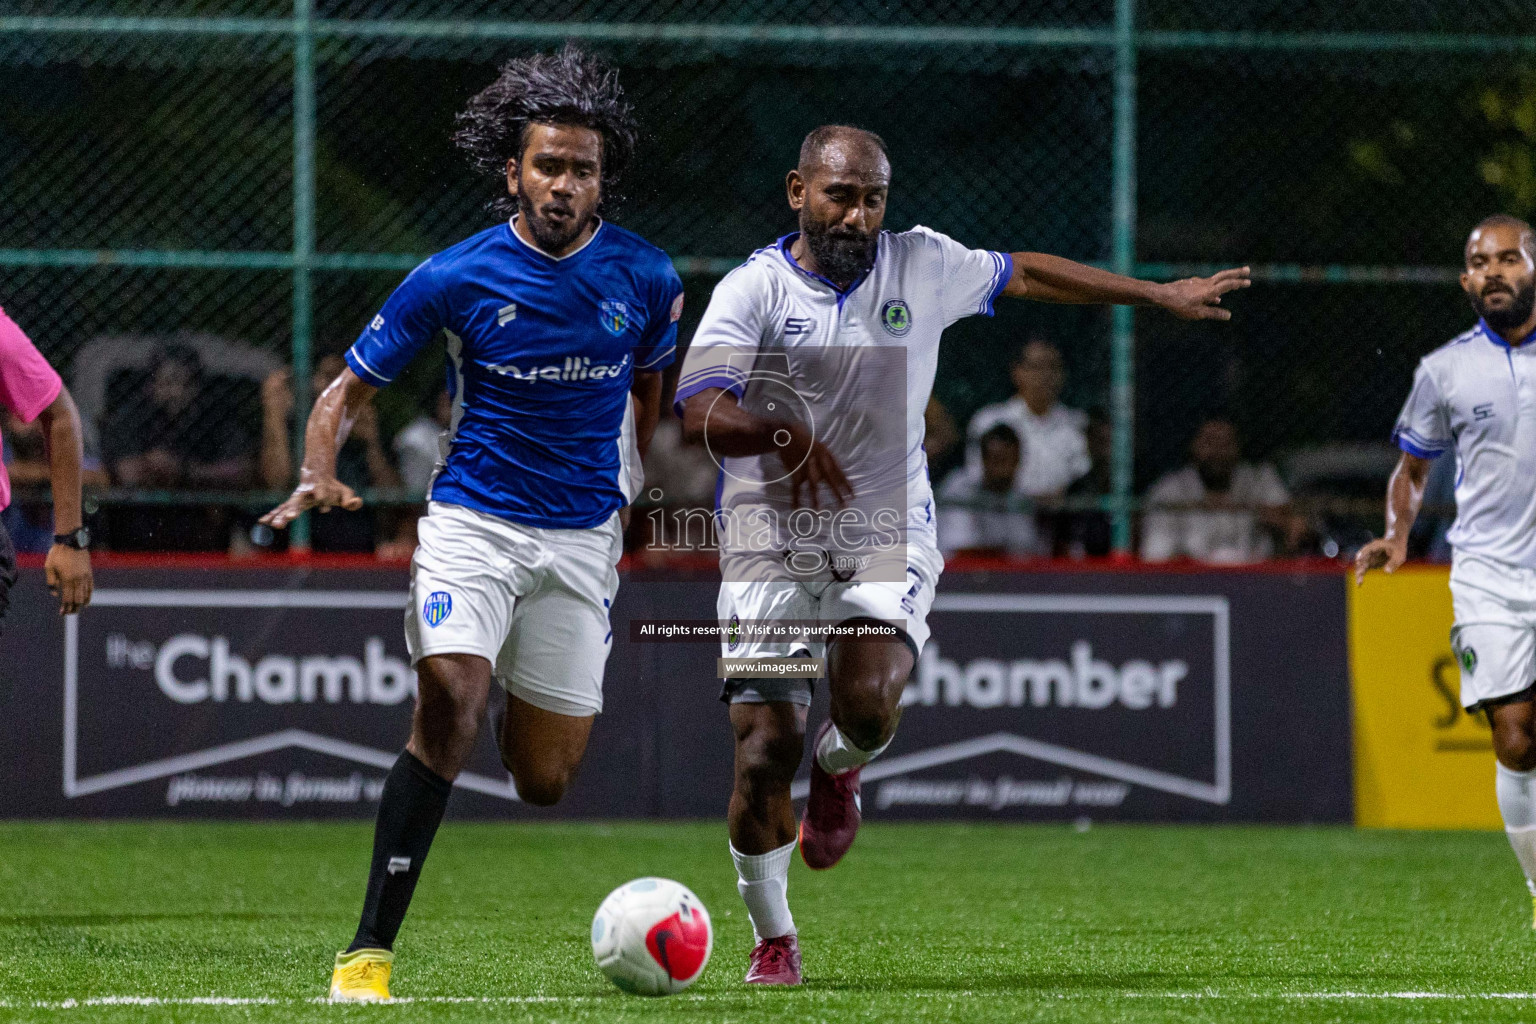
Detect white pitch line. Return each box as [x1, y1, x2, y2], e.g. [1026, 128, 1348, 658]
[5, 991, 1536, 1009]
[1127, 992, 1536, 1000]
[0, 995, 606, 1009]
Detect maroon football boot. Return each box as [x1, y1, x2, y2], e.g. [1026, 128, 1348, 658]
[799, 719, 863, 870]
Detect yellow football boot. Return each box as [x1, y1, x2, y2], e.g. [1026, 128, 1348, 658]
[329, 948, 393, 1002]
[1530, 893, 1536, 931]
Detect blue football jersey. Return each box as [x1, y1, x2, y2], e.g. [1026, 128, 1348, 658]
[346, 219, 683, 529]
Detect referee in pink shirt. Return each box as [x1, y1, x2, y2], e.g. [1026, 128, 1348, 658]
[0, 307, 92, 627]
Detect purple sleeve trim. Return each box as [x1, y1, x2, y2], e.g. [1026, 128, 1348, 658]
[672, 375, 747, 417]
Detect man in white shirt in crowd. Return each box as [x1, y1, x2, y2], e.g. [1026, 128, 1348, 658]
[965, 336, 1089, 496]
[938, 423, 1040, 558]
[1141, 416, 1297, 564]
[393, 388, 453, 494]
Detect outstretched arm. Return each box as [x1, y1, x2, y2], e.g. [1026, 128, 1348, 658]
[1002, 254, 1251, 320]
[259, 366, 378, 529]
[1353, 451, 1432, 584]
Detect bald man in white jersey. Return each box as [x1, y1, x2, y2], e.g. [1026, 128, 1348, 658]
[1358, 214, 1536, 928]
[675, 124, 1251, 984]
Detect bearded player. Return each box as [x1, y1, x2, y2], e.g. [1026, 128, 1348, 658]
[260, 47, 683, 1001]
[675, 125, 1250, 984]
[1357, 214, 1536, 927]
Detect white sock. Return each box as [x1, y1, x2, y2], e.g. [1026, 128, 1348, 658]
[816, 722, 890, 775]
[731, 840, 796, 942]
[1496, 762, 1536, 893]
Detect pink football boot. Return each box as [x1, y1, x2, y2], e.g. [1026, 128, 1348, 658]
[744, 934, 802, 985]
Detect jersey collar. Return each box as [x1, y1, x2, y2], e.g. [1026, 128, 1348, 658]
[777, 232, 878, 309]
[507, 215, 604, 264]
[1477, 316, 1536, 349]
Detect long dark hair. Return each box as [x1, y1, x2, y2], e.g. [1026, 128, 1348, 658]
[453, 44, 639, 216]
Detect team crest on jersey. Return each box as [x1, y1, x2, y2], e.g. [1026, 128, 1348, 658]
[423, 591, 453, 628]
[881, 299, 912, 337]
[599, 299, 629, 336]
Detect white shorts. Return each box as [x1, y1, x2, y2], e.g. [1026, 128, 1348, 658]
[1450, 550, 1536, 711]
[717, 538, 943, 705]
[404, 501, 622, 717]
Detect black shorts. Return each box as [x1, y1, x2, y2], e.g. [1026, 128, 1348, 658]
[0, 518, 15, 633]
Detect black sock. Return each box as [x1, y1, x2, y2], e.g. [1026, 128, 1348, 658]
[347, 750, 453, 953]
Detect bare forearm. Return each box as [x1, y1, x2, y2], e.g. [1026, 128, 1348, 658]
[631, 371, 663, 460]
[260, 417, 292, 488]
[1003, 253, 1161, 306]
[37, 389, 84, 532]
[363, 439, 402, 488]
[298, 369, 376, 483]
[1383, 454, 1430, 547]
[680, 388, 796, 457]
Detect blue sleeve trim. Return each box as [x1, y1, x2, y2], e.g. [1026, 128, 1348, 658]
[1392, 429, 1445, 459]
[672, 376, 747, 417]
[345, 347, 392, 388]
[981, 251, 1011, 317]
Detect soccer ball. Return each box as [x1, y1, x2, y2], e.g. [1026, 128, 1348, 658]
[590, 877, 713, 996]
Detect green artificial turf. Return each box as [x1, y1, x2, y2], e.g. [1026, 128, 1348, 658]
[0, 821, 1532, 1022]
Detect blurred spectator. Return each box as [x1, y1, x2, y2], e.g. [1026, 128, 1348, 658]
[642, 413, 718, 510]
[1051, 407, 1113, 558]
[937, 424, 1040, 558]
[101, 344, 254, 550]
[628, 412, 720, 561]
[104, 345, 253, 489]
[965, 337, 1089, 497]
[2, 409, 107, 553]
[261, 353, 402, 552]
[1141, 417, 1303, 564]
[923, 396, 961, 481]
[393, 388, 453, 494]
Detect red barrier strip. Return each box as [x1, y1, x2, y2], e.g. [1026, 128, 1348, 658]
[12, 550, 1386, 575]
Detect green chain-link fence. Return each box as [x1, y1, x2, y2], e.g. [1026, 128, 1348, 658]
[2, 0, 1532, 553]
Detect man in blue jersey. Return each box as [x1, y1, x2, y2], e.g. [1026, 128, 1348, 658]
[259, 47, 683, 1002]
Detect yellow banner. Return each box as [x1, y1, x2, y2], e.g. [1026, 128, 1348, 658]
[1350, 566, 1499, 829]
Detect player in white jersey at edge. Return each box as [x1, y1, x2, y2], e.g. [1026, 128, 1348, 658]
[1357, 214, 1536, 928]
[674, 125, 1251, 984]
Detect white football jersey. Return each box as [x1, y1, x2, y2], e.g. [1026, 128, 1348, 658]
[1394, 319, 1536, 568]
[675, 227, 1009, 578]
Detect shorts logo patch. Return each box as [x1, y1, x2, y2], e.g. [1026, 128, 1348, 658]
[1460, 646, 1477, 675]
[727, 614, 740, 651]
[880, 298, 912, 338]
[423, 591, 453, 628]
[599, 299, 629, 336]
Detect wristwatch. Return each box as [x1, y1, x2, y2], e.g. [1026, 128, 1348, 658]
[53, 527, 91, 550]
